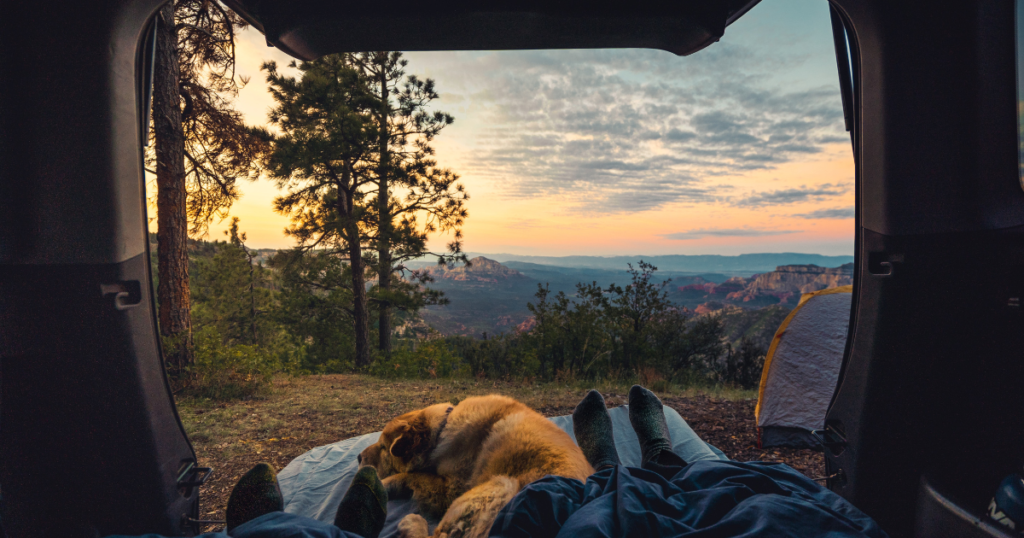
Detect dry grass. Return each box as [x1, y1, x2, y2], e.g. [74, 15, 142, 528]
[175, 374, 817, 532]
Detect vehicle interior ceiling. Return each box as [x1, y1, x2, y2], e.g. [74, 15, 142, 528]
[1, 0, 1023, 537]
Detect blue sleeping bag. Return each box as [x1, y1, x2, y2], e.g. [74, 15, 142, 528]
[490, 461, 888, 538]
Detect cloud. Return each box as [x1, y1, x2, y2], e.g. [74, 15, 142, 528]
[405, 12, 847, 214]
[793, 206, 855, 219]
[661, 228, 802, 240]
[733, 183, 848, 207]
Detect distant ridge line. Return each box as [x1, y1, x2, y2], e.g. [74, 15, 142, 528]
[461, 252, 855, 273]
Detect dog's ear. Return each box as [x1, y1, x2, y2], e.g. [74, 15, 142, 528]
[388, 416, 431, 461]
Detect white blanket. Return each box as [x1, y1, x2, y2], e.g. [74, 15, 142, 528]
[278, 405, 728, 538]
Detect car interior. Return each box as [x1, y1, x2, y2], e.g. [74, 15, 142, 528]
[1, 0, 1023, 536]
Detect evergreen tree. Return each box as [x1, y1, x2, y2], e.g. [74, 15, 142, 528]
[270, 249, 358, 372]
[260, 56, 377, 367]
[151, 0, 266, 372]
[605, 261, 674, 371]
[351, 52, 469, 355]
[190, 218, 276, 348]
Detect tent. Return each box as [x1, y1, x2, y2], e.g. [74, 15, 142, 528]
[755, 285, 853, 449]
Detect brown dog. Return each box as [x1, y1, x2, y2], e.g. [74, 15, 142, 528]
[358, 395, 593, 538]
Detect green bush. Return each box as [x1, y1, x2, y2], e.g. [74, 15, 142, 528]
[370, 339, 465, 379]
[174, 326, 278, 400]
[715, 337, 767, 389]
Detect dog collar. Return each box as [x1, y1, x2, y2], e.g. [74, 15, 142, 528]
[431, 406, 454, 449]
[437, 405, 454, 436]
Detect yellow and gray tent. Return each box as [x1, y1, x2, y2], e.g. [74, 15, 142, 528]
[755, 285, 852, 449]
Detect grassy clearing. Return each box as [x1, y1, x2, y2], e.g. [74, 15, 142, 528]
[174, 374, 767, 530]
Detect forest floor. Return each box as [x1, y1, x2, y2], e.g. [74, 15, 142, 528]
[175, 374, 824, 532]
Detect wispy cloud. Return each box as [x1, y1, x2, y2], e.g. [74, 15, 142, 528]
[793, 207, 855, 219]
[415, 43, 847, 214]
[733, 183, 848, 207]
[661, 228, 802, 240]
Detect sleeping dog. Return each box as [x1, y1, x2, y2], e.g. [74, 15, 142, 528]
[358, 395, 593, 538]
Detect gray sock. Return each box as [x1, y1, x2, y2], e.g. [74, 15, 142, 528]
[334, 466, 388, 538]
[628, 385, 678, 467]
[573, 390, 620, 470]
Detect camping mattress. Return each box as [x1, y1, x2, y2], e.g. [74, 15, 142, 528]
[278, 405, 728, 538]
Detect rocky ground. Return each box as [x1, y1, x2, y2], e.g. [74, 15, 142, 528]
[176, 375, 823, 532]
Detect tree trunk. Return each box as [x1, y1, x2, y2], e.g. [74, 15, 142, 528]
[339, 170, 370, 368]
[377, 65, 392, 355]
[152, 1, 192, 372]
[248, 251, 257, 345]
[344, 211, 371, 368]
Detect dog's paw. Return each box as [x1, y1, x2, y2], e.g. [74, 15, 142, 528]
[383, 473, 413, 499]
[397, 513, 430, 538]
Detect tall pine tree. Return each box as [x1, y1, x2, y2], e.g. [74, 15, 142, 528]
[260, 56, 377, 367]
[151, 0, 266, 372]
[351, 52, 469, 355]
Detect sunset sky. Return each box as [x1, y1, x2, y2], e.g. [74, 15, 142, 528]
[151, 0, 855, 257]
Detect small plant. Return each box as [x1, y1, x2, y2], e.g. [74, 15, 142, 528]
[173, 326, 278, 400]
[370, 339, 465, 379]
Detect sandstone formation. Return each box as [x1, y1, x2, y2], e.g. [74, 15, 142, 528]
[680, 263, 853, 311]
[427, 256, 528, 283]
[744, 264, 853, 296]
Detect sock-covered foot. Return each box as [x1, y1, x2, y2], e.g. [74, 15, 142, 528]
[334, 466, 388, 538]
[226, 463, 284, 532]
[628, 385, 684, 467]
[572, 390, 621, 470]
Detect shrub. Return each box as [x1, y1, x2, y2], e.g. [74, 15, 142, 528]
[172, 326, 278, 400]
[716, 337, 767, 389]
[370, 339, 465, 379]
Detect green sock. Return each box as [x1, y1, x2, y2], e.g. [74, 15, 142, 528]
[573, 390, 620, 470]
[628, 385, 683, 467]
[226, 463, 284, 532]
[334, 466, 388, 538]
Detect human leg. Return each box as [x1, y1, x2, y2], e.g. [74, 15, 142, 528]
[226, 463, 285, 532]
[225, 462, 386, 538]
[572, 390, 621, 471]
[627, 385, 687, 468]
[333, 466, 388, 538]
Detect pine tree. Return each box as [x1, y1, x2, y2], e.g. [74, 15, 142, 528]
[605, 261, 674, 371]
[260, 56, 377, 367]
[151, 0, 266, 372]
[190, 218, 275, 348]
[351, 52, 469, 355]
[270, 249, 358, 372]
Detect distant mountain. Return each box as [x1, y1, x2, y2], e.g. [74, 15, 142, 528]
[425, 257, 528, 282]
[461, 252, 854, 275]
[417, 258, 721, 337]
[673, 263, 853, 311]
[415, 258, 851, 338]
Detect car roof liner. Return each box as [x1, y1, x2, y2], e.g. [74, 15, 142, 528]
[219, 0, 762, 59]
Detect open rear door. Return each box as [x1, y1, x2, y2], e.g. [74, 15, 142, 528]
[825, 2, 1024, 536]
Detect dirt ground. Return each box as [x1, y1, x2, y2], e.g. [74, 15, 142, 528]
[176, 375, 823, 532]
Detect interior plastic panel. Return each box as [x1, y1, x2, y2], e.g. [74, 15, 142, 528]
[0, 0, 200, 535]
[0, 0, 157, 266]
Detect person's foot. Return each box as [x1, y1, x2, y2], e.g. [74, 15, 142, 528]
[226, 463, 284, 532]
[628, 385, 684, 467]
[573, 390, 621, 470]
[334, 466, 388, 538]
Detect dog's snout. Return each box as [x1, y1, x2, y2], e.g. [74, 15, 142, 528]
[357, 454, 362, 464]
